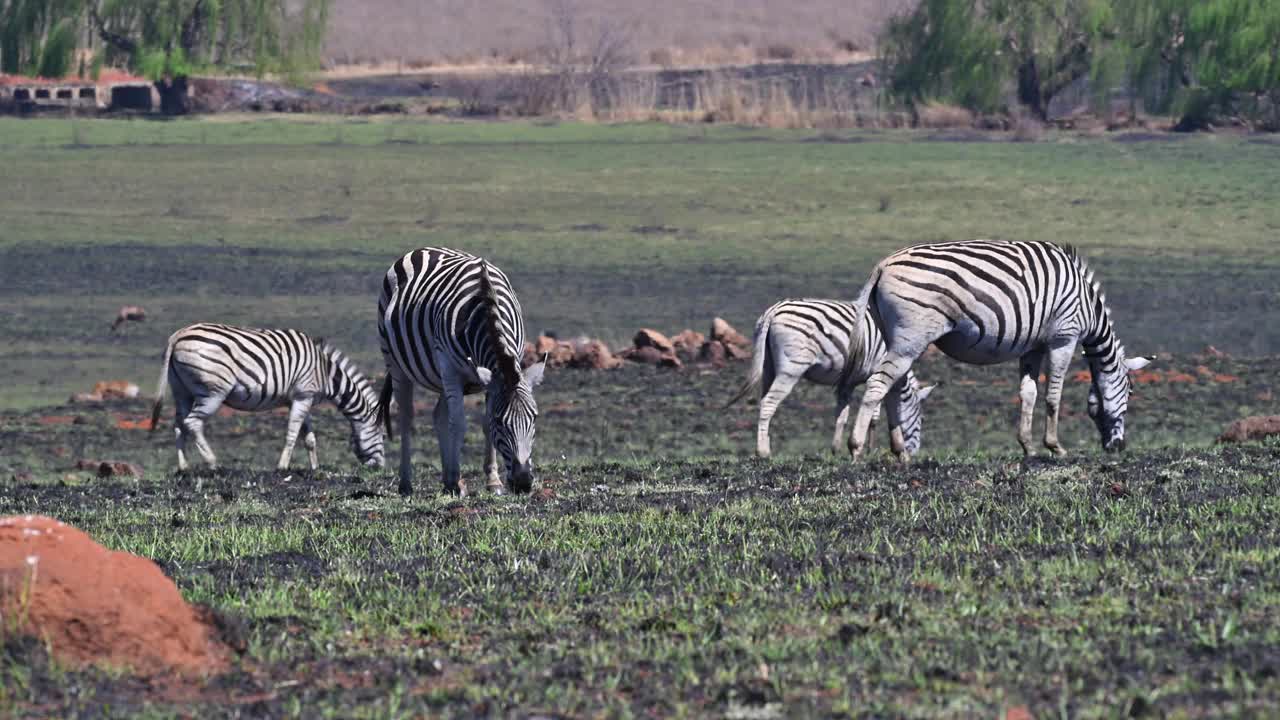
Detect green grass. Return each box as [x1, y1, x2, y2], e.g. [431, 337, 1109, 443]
[2, 118, 1279, 409]
[4, 432, 1280, 717]
[2, 116, 1279, 716]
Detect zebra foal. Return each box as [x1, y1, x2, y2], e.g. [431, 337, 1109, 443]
[843, 240, 1151, 458]
[151, 323, 384, 471]
[726, 299, 935, 460]
[377, 247, 546, 497]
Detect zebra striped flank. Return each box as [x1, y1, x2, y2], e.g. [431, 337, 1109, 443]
[844, 239, 1149, 459]
[151, 323, 384, 471]
[377, 247, 544, 497]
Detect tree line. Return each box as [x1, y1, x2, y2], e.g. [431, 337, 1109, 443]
[0, 0, 328, 81]
[881, 0, 1280, 129]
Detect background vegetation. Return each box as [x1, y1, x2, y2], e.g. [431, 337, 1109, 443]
[2, 117, 1279, 409]
[882, 0, 1280, 129]
[0, 0, 329, 79]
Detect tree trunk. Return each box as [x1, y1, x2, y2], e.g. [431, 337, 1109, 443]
[155, 76, 190, 115]
[1017, 56, 1047, 120]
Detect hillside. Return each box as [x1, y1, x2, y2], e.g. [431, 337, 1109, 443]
[326, 0, 912, 67]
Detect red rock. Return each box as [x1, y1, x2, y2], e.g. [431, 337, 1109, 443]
[710, 317, 749, 348]
[620, 346, 682, 369]
[570, 340, 622, 370]
[633, 329, 675, 354]
[670, 329, 706, 360]
[698, 340, 728, 367]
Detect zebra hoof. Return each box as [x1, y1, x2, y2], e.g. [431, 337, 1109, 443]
[442, 481, 467, 497]
[398, 480, 414, 497]
[488, 482, 507, 496]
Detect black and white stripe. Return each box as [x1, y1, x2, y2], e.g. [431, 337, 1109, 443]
[377, 247, 545, 496]
[843, 240, 1150, 458]
[150, 323, 384, 471]
[726, 299, 935, 459]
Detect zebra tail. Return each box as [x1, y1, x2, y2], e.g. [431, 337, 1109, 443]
[839, 265, 884, 389]
[150, 334, 176, 432]
[377, 373, 394, 436]
[723, 306, 777, 409]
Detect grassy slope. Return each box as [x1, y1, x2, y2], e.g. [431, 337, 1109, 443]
[2, 117, 1280, 717]
[3, 429, 1280, 717]
[1, 118, 1278, 410]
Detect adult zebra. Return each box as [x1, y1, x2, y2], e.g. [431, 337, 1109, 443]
[377, 247, 546, 497]
[725, 299, 936, 460]
[150, 323, 384, 471]
[842, 240, 1151, 458]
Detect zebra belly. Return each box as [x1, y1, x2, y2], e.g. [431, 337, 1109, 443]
[933, 329, 1026, 365]
[803, 364, 843, 386]
[223, 385, 290, 411]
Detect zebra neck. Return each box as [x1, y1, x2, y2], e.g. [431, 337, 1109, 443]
[1082, 323, 1123, 375]
[322, 352, 373, 422]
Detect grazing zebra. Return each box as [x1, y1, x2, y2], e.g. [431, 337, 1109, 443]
[726, 299, 936, 460]
[150, 323, 384, 471]
[377, 247, 546, 497]
[841, 240, 1151, 458]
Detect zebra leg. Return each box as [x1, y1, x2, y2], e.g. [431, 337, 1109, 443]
[833, 389, 878, 454]
[832, 402, 850, 455]
[756, 363, 804, 459]
[277, 397, 315, 471]
[302, 416, 318, 471]
[435, 386, 468, 496]
[1042, 342, 1075, 457]
[885, 378, 909, 463]
[1017, 350, 1046, 457]
[173, 390, 194, 472]
[482, 425, 504, 494]
[182, 393, 226, 469]
[848, 353, 916, 459]
[395, 378, 415, 496]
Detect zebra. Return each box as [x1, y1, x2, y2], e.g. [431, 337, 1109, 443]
[377, 247, 546, 497]
[841, 240, 1151, 459]
[150, 323, 384, 471]
[725, 299, 936, 460]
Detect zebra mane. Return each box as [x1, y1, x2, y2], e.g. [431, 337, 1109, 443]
[477, 260, 521, 385]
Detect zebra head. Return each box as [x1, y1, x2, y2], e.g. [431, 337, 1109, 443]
[887, 375, 937, 459]
[480, 359, 545, 492]
[475, 260, 544, 492]
[1087, 350, 1152, 453]
[319, 341, 385, 468]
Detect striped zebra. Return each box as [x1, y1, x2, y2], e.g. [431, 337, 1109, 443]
[377, 247, 546, 497]
[726, 299, 936, 460]
[150, 323, 384, 471]
[842, 240, 1151, 458]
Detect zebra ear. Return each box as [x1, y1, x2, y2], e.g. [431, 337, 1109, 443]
[1124, 355, 1153, 372]
[524, 361, 546, 388]
[917, 384, 938, 402]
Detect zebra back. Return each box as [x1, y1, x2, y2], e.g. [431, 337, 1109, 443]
[378, 247, 527, 393]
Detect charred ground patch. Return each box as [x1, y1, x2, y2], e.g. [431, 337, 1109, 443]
[3, 416, 1280, 717]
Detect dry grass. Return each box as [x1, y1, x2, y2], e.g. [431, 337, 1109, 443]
[325, 0, 913, 69]
[915, 102, 974, 129]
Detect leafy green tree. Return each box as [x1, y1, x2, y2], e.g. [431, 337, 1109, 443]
[881, 0, 1114, 118]
[1095, 0, 1280, 129]
[0, 0, 328, 80]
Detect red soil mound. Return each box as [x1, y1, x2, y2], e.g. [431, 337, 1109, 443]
[0, 515, 228, 677]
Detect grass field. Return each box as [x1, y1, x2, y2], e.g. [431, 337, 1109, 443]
[2, 116, 1280, 717]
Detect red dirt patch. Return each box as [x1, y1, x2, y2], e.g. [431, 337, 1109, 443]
[1218, 416, 1280, 444]
[0, 515, 228, 677]
[115, 415, 152, 430]
[37, 415, 78, 426]
[1213, 374, 1239, 383]
[1072, 370, 1092, 383]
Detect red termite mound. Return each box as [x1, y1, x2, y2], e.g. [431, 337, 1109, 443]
[0, 515, 228, 677]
